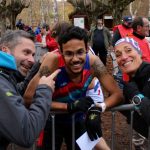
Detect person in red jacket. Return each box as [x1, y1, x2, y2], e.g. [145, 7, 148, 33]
[129, 16, 150, 63]
[36, 23, 59, 52]
[112, 16, 133, 46]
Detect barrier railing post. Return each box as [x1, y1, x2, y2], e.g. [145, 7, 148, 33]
[111, 111, 116, 150]
[111, 104, 136, 150]
[51, 114, 55, 150]
[49, 104, 150, 150]
[72, 114, 75, 150]
[148, 126, 150, 149]
[129, 110, 134, 150]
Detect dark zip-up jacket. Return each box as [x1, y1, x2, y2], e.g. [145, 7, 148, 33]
[0, 66, 52, 149]
[130, 62, 150, 138]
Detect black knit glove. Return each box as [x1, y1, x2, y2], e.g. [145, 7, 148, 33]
[123, 81, 140, 101]
[85, 106, 102, 141]
[67, 96, 94, 113]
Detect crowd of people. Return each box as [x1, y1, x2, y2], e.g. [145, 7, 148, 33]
[0, 15, 150, 150]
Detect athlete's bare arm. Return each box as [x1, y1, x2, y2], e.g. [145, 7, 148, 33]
[90, 55, 123, 109]
[24, 52, 59, 106]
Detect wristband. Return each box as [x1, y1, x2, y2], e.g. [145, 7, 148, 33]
[96, 102, 106, 112]
[132, 94, 144, 105]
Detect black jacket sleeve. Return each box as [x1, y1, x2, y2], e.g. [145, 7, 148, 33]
[139, 80, 150, 125]
[140, 97, 150, 125]
[0, 74, 52, 147]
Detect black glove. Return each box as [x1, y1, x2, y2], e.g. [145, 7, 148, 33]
[85, 106, 102, 141]
[67, 96, 94, 113]
[123, 81, 140, 101]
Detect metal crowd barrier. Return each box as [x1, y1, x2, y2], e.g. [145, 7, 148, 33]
[50, 111, 76, 150]
[7, 104, 150, 150]
[111, 104, 150, 150]
[110, 104, 135, 150]
[49, 104, 150, 150]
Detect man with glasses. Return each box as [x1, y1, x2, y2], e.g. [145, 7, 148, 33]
[24, 26, 123, 150]
[128, 16, 150, 63]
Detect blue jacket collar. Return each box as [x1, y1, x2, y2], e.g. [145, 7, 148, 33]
[0, 51, 17, 70]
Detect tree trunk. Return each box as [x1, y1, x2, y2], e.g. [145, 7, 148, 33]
[67, 0, 135, 27]
[0, 17, 6, 36]
[112, 9, 124, 25]
[0, 0, 30, 35]
[53, 0, 59, 23]
[129, 0, 142, 18]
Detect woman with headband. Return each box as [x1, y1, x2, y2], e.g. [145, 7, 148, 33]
[114, 37, 150, 149]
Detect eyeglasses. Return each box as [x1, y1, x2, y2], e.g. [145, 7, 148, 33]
[62, 49, 87, 59]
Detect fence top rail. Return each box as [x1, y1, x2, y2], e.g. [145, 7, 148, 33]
[110, 104, 135, 112]
[49, 104, 136, 115]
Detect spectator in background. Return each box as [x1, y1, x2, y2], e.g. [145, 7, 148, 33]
[112, 16, 133, 46]
[16, 19, 24, 30]
[51, 21, 71, 42]
[35, 23, 41, 35]
[90, 17, 112, 65]
[23, 25, 35, 37]
[36, 23, 59, 52]
[114, 37, 150, 150]
[129, 16, 150, 63]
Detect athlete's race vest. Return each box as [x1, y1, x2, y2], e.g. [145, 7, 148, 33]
[36, 53, 93, 147]
[53, 54, 93, 103]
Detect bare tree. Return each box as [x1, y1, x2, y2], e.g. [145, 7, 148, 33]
[67, 0, 136, 25]
[129, 0, 142, 18]
[0, 0, 30, 35]
[40, 0, 45, 23]
[53, 0, 59, 23]
[148, 0, 150, 17]
[28, 0, 33, 26]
